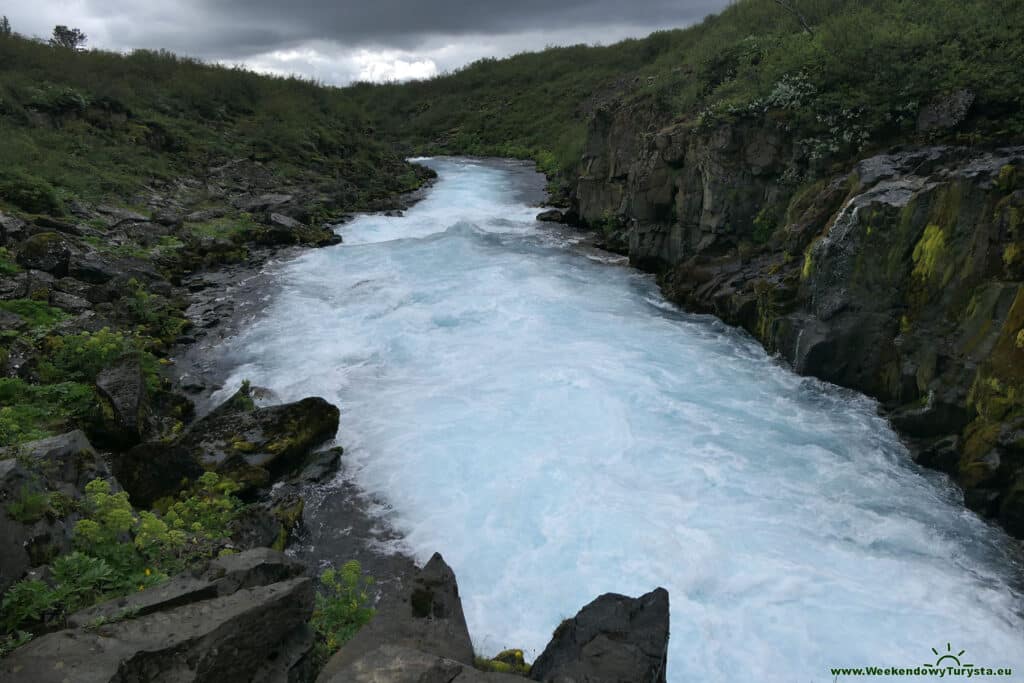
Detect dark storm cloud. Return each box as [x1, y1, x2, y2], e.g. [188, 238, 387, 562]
[5, 0, 730, 83]
[75, 0, 726, 56]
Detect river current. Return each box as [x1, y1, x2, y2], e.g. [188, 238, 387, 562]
[210, 157, 1024, 681]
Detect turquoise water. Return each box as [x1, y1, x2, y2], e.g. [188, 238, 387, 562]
[212, 157, 1024, 682]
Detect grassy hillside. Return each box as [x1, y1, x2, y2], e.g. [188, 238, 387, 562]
[0, 34, 422, 215]
[355, 0, 1024, 183]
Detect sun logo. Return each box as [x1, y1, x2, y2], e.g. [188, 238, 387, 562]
[924, 643, 973, 669]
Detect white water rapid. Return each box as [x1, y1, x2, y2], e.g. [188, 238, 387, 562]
[210, 157, 1024, 682]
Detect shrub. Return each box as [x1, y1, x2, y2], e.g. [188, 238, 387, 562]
[311, 560, 375, 663]
[0, 171, 63, 214]
[0, 379, 96, 446]
[37, 328, 160, 388]
[5, 486, 51, 523]
[0, 475, 246, 643]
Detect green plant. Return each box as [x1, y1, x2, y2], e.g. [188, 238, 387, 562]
[0, 379, 96, 446]
[0, 170, 62, 214]
[0, 299, 68, 332]
[0, 248, 19, 275]
[5, 486, 51, 523]
[1, 579, 56, 632]
[311, 560, 375, 662]
[0, 631, 32, 658]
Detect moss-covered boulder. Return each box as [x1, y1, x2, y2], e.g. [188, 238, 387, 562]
[178, 390, 340, 490]
[15, 232, 76, 276]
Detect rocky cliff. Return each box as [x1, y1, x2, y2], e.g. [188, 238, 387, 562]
[571, 103, 1024, 538]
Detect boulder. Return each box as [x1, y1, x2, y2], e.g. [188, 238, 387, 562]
[7, 430, 111, 494]
[15, 232, 75, 276]
[111, 442, 204, 509]
[0, 459, 46, 594]
[0, 210, 28, 245]
[179, 395, 340, 483]
[94, 356, 151, 447]
[529, 587, 670, 683]
[0, 432, 112, 593]
[49, 289, 92, 314]
[2, 560, 314, 682]
[917, 89, 975, 133]
[536, 209, 565, 223]
[319, 553, 475, 681]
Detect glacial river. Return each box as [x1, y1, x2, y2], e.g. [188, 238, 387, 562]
[211, 157, 1024, 681]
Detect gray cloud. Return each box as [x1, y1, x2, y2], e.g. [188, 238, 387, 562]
[5, 1, 729, 83]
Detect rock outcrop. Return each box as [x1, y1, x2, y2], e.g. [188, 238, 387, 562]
[570, 97, 1024, 538]
[530, 588, 670, 683]
[111, 385, 341, 503]
[319, 553, 671, 683]
[0, 431, 113, 593]
[0, 548, 315, 683]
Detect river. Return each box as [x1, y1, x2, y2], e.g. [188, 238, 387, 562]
[208, 157, 1024, 682]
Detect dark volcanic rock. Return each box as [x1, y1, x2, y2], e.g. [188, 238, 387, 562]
[180, 394, 340, 482]
[2, 550, 314, 683]
[530, 587, 670, 683]
[537, 209, 566, 223]
[319, 553, 476, 681]
[15, 232, 75, 276]
[94, 356, 152, 447]
[0, 431, 112, 593]
[111, 442, 204, 508]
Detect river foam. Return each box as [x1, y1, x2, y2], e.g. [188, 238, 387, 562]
[211, 157, 1024, 682]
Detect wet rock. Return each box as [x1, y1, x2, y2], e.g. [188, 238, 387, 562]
[179, 394, 339, 484]
[2, 560, 314, 682]
[94, 356, 151, 447]
[536, 209, 565, 223]
[15, 232, 75, 276]
[530, 587, 670, 683]
[111, 442, 204, 508]
[291, 446, 343, 484]
[319, 553, 475, 681]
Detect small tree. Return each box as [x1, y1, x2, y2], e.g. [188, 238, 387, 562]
[0, 16, 12, 36]
[49, 25, 87, 50]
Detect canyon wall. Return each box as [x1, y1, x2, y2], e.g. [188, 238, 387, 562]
[571, 104, 1024, 537]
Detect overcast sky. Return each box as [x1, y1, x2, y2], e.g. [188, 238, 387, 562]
[4, 1, 729, 84]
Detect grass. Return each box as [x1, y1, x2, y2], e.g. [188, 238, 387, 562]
[352, 0, 1024, 182]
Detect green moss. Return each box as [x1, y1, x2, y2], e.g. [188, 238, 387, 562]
[911, 224, 952, 285]
[0, 299, 68, 331]
[1004, 243, 1022, 267]
[0, 247, 20, 275]
[5, 486, 52, 523]
[801, 243, 815, 280]
[997, 164, 1018, 193]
